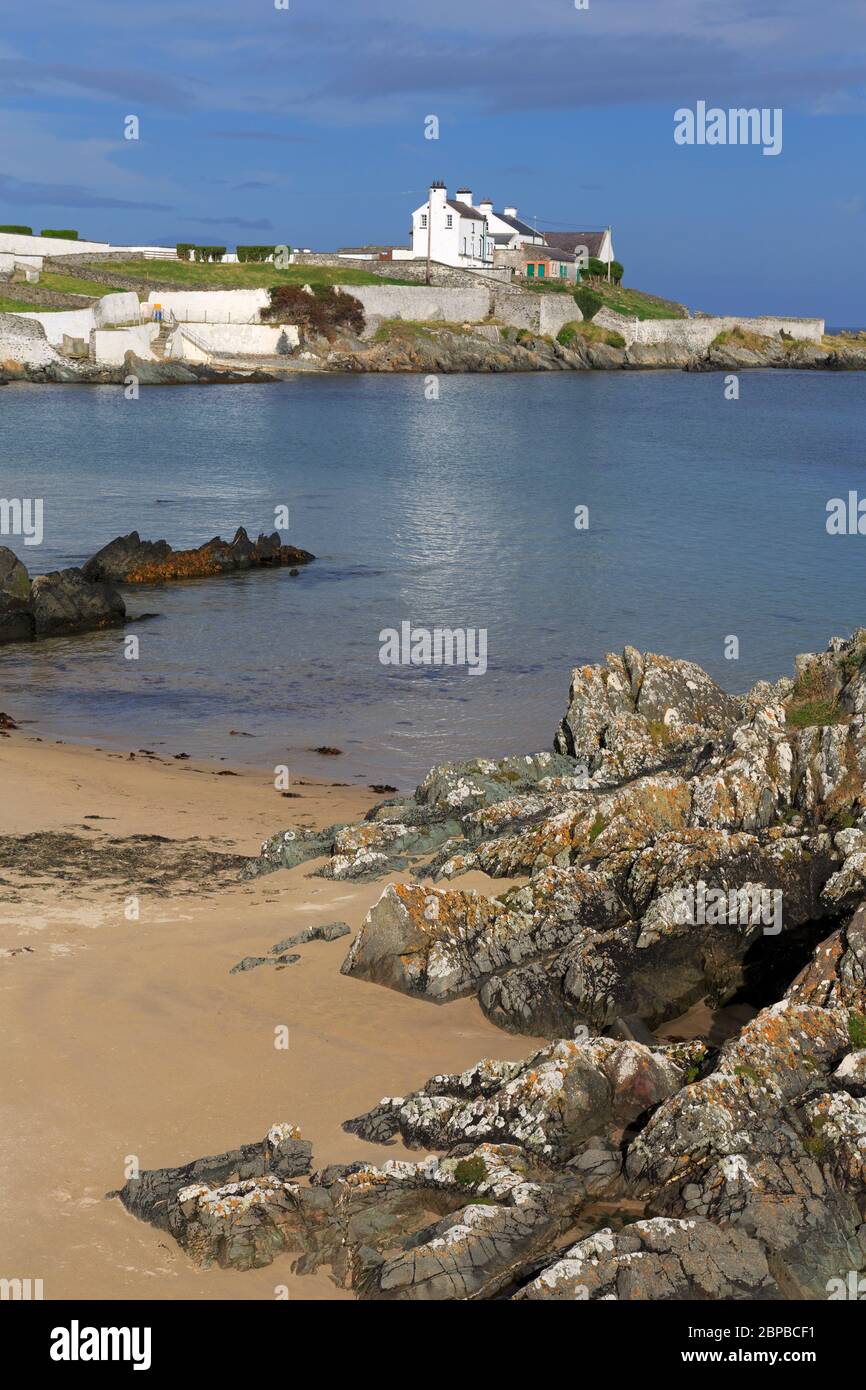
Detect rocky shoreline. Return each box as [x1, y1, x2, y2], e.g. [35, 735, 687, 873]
[115, 628, 866, 1299]
[0, 527, 314, 646]
[2, 325, 865, 385]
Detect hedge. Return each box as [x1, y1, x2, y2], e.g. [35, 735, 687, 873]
[176, 243, 196, 262]
[192, 246, 226, 263]
[236, 245, 278, 262]
[40, 229, 78, 240]
[0, 225, 33, 235]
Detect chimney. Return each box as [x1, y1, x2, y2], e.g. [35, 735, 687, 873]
[428, 180, 447, 214]
[477, 199, 493, 219]
[455, 187, 473, 208]
[503, 205, 517, 218]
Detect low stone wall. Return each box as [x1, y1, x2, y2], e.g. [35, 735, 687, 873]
[167, 323, 299, 361]
[0, 281, 94, 310]
[594, 307, 825, 349]
[42, 257, 187, 295]
[338, 283, 492, 324]
[91, 325, 159, 365]
[295, 252, 511, 290]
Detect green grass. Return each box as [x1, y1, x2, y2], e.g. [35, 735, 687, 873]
[558, 320, 625, 350]
[849, 1012, 866, 1049]
[95, 259, 416, 290]
[594, 283, 686, 320]
[0, 295, 42, 313]
[36, 271, 126, 298]
[453, 1156, 488, 1186]
[784, 699, 848, 729]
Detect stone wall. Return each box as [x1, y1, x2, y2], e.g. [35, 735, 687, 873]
[492, 288, 581, 335]
[295, 252, 512, 289]
[594, 307, 825, 349]
[338, 283, 492, 324]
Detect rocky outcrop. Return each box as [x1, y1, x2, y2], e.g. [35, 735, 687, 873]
[0, 546, 125, 646]
[121, 627, 866, 1300]
[82, 527, 314, 585]
[516, 1218, 780, 1300]
[343, 1036, 686, 1161]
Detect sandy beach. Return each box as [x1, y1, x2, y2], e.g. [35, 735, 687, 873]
[0, 729, 540, 1301]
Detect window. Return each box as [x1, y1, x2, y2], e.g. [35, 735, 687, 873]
[420, 214, 427, 228]
[446, 214, 453, 228]
[559, 264, 567, 277]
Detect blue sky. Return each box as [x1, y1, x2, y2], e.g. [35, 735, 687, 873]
[2, 0, 865, 319]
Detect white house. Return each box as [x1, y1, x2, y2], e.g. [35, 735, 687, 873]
[409, 182, 614, 273]
[410, 183, 491, 267]
[475, 201, 545, 251]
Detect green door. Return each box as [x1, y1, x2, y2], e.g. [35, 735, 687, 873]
[538, 263, 545, 278]
[526, 263, 535, 278]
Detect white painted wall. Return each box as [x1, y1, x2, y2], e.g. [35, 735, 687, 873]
[0, 232, 110, 258]
[145, 289, 270, 323]
[167, 323, 299, 361]
[92, 325, 159, 364]
[18, 307, 95, 345]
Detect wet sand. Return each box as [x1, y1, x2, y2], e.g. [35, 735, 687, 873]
[0, 733, 541, 1301]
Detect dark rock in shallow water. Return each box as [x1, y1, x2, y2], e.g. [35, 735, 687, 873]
[0, 592, 35, 644]
[83, 526, 314, 585]
[0, 546, 31, 603]
[30, 568, 125, 637]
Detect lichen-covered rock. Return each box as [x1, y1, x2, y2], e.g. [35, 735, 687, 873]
[82, 527, 314, 585]
[786, 901, 866, 1011]
[553, 647, 744, 782]
[115, 1122, 313, 1244]
[514, 1217, 779, 1300]
[625, 1002, 866, 1296]
[344, 1037, 682, 1162]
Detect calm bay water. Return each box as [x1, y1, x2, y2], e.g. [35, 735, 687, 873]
[0, 370, 864, 788]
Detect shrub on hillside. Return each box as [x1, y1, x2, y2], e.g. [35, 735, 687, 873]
[263, 284, 365, 338]
[41, 229, 78, 239]
[581, 256, 623, 285]
[236, 245, 278, 262]
[574, 286, 603, 320]
[0, 225, 33, 235]
[557, 323, 578, 346]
